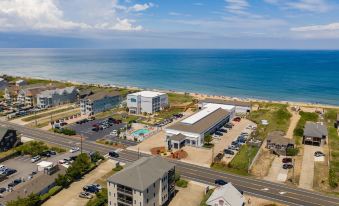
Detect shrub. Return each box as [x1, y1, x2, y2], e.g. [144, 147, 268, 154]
[86, 188, 108, 206]
[176, 179, 188, 188]
[286, 148, 299, 156]
[90, 151, 104, 163]
[40, 186, 63, 202]
[16, 141, 48, 156]
[113, 165, 123, 172]
[7, 193, 41, 206]
[54, 128, 76, 136]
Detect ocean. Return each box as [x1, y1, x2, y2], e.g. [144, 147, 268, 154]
[0, 49, 338, 105]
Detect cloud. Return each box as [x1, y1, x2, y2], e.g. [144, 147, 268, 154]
[128, 3, 154, 12]
[193, 3, 204, 6]
[225, 0, 249, 12]
[0, 0, 145, 32]
[264, 0, 331, 13]
[291, 22, 339, 31]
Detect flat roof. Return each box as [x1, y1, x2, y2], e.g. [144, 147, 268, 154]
[129, 90, 166, 98]
[167, 107, 230, 134]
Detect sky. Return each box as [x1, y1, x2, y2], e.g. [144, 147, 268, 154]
[0, 0, 339, 49]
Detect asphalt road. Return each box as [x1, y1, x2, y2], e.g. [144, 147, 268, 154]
[1, 120, 339, 206]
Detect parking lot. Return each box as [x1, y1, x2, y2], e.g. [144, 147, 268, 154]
[0, 151, 80, 196]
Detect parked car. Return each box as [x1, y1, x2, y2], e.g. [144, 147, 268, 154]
[215, 131, 223, 136]
[215, 153, 224, 161]
[90, 183, 102, 190]
[4, 168, 17, 176]
[109, 151, 119, 158]
[314, 151, 325, 157]
[228, 145, 239, 151]
[31, 155, 41, 163]
[0, 188, 6, 193]
[79, 191, 93, 199]
[40, 151, 51, 157]
[214, 179, 227, 186]
[8, 179, 22, 187]
[224, 149, 235, 155]
[110, 130, 118, 136]
[83, 185, 99, 193]
[282, 158, 292, 163]
[70, 147, 80, 153]
[233, 117, 241, 122]
[282, 164, 293, 169]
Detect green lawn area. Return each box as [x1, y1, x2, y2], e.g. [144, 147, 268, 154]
[248, 103, 291, 140]
[325, 109, 339, 189]
[199, 189, 214, 206]
[168, 93, 194, 105]
[21, 106, 74, 122]
[0, 148, 18, 159]
[293, 111, 318, 145]
[155, 107, 184, 119]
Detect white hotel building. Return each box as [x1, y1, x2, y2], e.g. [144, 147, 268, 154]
[165, 103, 235, 148]
[127, 91, 168, 115]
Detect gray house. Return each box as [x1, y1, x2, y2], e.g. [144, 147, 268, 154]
[80, 91, 122, 116]
[37, 87, 78, 108]
[266, 131, 294, 156]
[107, 156, 175, 206]
[0, 126, 20, 152]
[303, 122, 328, 146]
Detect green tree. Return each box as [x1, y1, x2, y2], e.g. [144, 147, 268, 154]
[55, 174, 71, 187]
[204, 134, 213, 145]
[16, 141, 48, 156]
[7, 193, 41, 206]
[90, 151, 104, 163]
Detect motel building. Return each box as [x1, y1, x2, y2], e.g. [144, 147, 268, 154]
[165, 103, 235, 149]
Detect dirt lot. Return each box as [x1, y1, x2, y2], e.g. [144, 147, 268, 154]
[169, 181, 206, 206]
[43, 159, 116, 206]
[251, 148, 275, 178]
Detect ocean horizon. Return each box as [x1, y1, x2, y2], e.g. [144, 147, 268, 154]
[1, 48, 339, 105]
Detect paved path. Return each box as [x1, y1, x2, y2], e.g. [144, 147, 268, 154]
[43, 160, 115, 206]
[299, 145, 322, 190]
[2, 120, 339, 206]
[286, 108, 300, 139]
[264, 156, 288, 183]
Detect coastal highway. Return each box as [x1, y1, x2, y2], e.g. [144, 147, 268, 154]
[1, 120, 339, 206]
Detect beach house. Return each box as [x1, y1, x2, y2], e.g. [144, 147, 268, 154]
[266, 131, 295, 156]
[107, 156, 175, 206]
[165, 103, 235, 148]
[80, 91, 122, 115]
[127, 91, 168, 114]
[17, 86, 53, 107]
[303, 122, 328, 146]
[36, 87, 78, 108]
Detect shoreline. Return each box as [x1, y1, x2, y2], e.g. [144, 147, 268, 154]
[3, 73, 339, 109]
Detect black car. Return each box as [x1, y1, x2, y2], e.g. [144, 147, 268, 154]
[215, 131, 223, 136]
[215, 179, 227, 185]
[83, 185, 99, 193]
[109, 151, 119, 158]
[0, 188, 6, 193]
[8, 179, 22, 187]
[282, 164, 293, 169]
[40, 151, 51, 157]
[5, 169, 17, 176]
[224, 149, 235, 155]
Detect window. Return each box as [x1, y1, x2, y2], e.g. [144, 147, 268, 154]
[131, 98, 137, 102]
[154, 193, 155, 197]
[153, 183, 155, 188]
[147, 199, 149, 203]
[147, 189, 149, 193]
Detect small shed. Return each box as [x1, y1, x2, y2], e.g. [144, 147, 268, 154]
[37, 161, 53, 172]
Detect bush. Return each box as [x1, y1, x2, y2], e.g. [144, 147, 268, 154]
[86, 188, 108, 206]
[55, 174, 72, 187]
[54, 128, 76, 136]
[90, 151, 104, 163]
[113, 165, 123, 172]
[176, 179, 188, 188]
[7, 193, 41, 206]
[286, 148, 299, 156]
[16, 141, 48, 156]
[40, 186, 63, 202]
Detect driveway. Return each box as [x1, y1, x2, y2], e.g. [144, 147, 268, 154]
[299, 145, 321, 190]
[43, 159, 116, 206]
[264, 156, 288, 183]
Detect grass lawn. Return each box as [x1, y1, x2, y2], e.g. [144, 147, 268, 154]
[293, 111, 318, 145]
[199, 189, 214, 206]
[168, 93, 194, 105]
[0, 148, 18, 159]
[21, 106, 74, 122]
[30, 109, 80, 128]
[155, 107, 184, 120]
[248, 103, 291, 140]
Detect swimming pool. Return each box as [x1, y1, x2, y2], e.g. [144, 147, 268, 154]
[131, 129, 151, 137]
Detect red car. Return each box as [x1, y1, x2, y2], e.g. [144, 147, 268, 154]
[282, 158, 292, 163]
[233, 117, 241, 122]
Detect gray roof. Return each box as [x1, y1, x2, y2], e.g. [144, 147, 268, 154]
[206, 183, 244, 206]
[167, 108, 229, 134]
[0, 127, 9, 138]
[107, 156, 174, 191]
[168, 133, 186, 142]
[200, 98, 251, 107]
[267, 131, 294, 145]
[304, 122, 328, 138]
[38, 87, 77, 98]
[87, 91, 121, 102]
